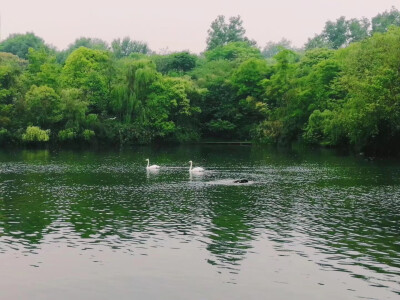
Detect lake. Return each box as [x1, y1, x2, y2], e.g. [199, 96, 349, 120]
[0, 145, 399, 299]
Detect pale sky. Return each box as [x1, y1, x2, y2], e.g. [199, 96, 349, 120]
[1, 0, 399, 53]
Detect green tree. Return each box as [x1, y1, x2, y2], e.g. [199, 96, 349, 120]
[59, 88, 89, 129]
[61, 47, 112, 113]
[324, 17, 349, 49]
[0, 53, 26, 134]
[371, 7, 400, 33]
[231, 58, 271, 99]
[265, 50, 299, 108]
[166, 52, 197, 73]
[294, 49, 342, 143]
[111, 59, 159, 124]
[258, 50, 300, 143]
[111, 37, 150, 58]
[231, 58, 271, 138]
[347, 18, 370, 43]
[205, 42, 262, 62]
[336, 27, 400, 153]
[262, 38, 296, 59]
[147, 76, 202, 141]
[57, 37, 109, 63]
[305, 34, 330, 50]
[206, 15, 254, 50]
[0, 53, 25, 105]
[23, 48, 61, 90]
[191, 58, 237, 139]
[153, 52, 197, 74]
[25, 85, 61, 127]
[304, 27, 400, 154]
[0, 33, 47, 59]
[305, 17, 371, 50]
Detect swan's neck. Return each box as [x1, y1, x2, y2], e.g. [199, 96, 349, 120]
[147, 160, 149, 167]
[189, 161, 192, 171]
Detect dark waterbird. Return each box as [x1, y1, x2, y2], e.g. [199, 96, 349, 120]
[233, 179, 249, 183]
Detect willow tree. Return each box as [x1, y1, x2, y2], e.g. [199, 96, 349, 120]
[112, 59, 159, 123]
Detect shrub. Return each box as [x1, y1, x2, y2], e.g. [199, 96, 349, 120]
[58, 128, 77, 141]
[22, 126, 50, 142]
[82, 129, 95, 141]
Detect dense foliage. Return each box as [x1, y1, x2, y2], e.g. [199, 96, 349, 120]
[0, 8, 400, 155]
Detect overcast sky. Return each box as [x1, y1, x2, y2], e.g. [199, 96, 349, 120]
[1, 0, 399, 53]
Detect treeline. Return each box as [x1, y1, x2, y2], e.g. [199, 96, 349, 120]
[0, 7, 400, 155]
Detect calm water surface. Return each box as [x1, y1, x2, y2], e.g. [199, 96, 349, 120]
[0, 146, 399, 299]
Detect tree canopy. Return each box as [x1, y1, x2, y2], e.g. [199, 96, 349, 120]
[0, 33, 48, 59]
[206, 15, 254, 50]
[111, 37, 151, 58]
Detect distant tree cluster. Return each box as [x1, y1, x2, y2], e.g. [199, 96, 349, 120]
[262, 38, 300, 59]
[305, 7, 400, 50]
[0, 7, 400, 155]
[206, 15, 256, 50]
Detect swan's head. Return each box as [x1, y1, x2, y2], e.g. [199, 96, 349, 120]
[189, 160, 192, 164]
[145, 158, 149, 161]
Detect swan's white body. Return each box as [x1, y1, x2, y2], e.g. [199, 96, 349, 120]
[146, 159, 160, 170]
[189, 161, 205, 173]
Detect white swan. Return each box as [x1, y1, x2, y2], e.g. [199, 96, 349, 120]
[146, 158, 160, 170]
[189, 160, 205, 173]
